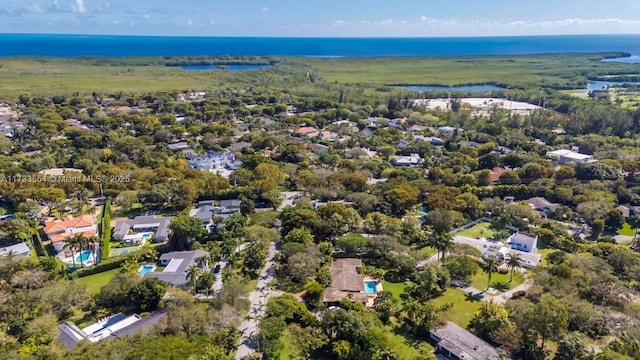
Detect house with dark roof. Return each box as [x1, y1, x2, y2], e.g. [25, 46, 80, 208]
[323, 258, 370, 305]
[145, 250, 208, 286]
[527, 197, 560, 214]
[113, 216, 173, 243]
[430, 321, 500, 360]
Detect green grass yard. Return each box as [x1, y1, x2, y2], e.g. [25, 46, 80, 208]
[456, 222, 495, 239]
[428, 288, 483, 328]
[76, 268, 121, 294]
[469, 270, 524, 292]
[381, 280, 409, 301]
[617, 223, 637, 236]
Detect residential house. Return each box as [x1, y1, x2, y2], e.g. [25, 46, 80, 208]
[230, 141, 252, 151]
[0, 120, 24, 137]
[437, 126, 463, 135]
[167, 141, 191, 151]
[38, 168, 84, 177]
[616, 205, 631, 219]
[145, 250, 208, 286]
[186, 150, 243, 175]
[57, 311, 166, 349]
[0, 242, 31, 258]
[188, 91, 207, 100]
[458, 140, 481, 148]
[453, 235, 541, 268]
[113, 216, 173, 244]
[408, 124, 427, 133]
[394, 139, 410, 149]
[527, 197, 560, 214]
[295, 127, 320, 138]
[414, 135, 445, 146]
[546, 148, 596, 164]
[197, 199, 242, 222]
[389, 118, 407, 128]
[430, 321, 500, 360]
[391, 153, 423, 167]
[319, 131, 339, 142]
[323, 259, 370, 306]
[507, 232, 538, 253]
[307, 143, 329, 153]
[490, 167, 507, 183]
[43, 215, 98, 245]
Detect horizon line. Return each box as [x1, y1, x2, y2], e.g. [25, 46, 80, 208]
[1, 32, 640, 39]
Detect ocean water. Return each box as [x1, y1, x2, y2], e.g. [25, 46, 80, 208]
[1, 34, 640, 57]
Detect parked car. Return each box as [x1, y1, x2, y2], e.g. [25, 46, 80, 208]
[213, 264, 221, 274]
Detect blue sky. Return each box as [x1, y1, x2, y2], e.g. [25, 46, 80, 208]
[2, 0, 640, 36]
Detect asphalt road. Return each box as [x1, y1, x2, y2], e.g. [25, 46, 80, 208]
[235, 242, 278, 360]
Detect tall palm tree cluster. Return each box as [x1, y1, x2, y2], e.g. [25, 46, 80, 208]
[63, 233, 98, 269]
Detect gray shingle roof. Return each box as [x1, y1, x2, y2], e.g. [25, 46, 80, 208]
[431, 322, 499, 360]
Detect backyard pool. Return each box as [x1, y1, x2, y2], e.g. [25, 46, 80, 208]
[138, 264, 156, 276]
[76, 250, 93, 263]
[364, 281, 377, 294]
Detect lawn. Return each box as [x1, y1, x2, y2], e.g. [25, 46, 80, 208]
[381, 280, 409, 301]
[617, 223, 637, 236]
[418, 246, 437, 258]
[428, 288, 483, 328]
[76, 268, 121, 294]
[382, 326, 434, 360]
[469, 270, 524, 293]
[456, 222, 495, 239]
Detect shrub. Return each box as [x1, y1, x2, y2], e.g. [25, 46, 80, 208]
[498, 268, 509, 275]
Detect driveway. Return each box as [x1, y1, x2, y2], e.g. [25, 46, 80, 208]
[213, 242, 250, 293]
[278, 191, 302, 211]
[235, 242, 280, 360]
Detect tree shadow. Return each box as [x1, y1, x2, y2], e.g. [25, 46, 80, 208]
[464, 292, 484, 302]
[491, 282, 511, 292]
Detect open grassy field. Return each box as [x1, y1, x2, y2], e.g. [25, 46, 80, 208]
[0, 57, 308, 98]
[2, 53, 640, 98]
[75, 268, 121, 294]
[456, 222, 495, 239]
[301, 52, 640, 88]
[381, 280, 409, 301]
[428, 288, 483, 328]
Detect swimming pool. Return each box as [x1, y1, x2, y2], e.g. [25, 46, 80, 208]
[142, 233, 152, 239]
[364, 281, 377, 294]
[138, 264, 156, 276]
[76, 250, 93, 263]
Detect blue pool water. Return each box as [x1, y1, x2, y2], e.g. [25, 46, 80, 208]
[180, 64, 271, 71]
[365, 281, 377, 294]
[138, 265, 156, 276]
[142, 233, 152, 239]
[76, 250, 92, 263]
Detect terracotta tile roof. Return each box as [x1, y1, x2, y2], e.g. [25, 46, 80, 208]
[295, 127, 319, 135]
[490, 167, 507, 182]
[43, 215, 97, 243]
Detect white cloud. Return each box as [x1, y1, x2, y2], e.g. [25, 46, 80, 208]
[71, 0, 86, 13]
[111, 20, 119, 25]
[25, 4, 44, 13]
[261, 6, 269, 12]
[142, 14, 150, 19]
[186, 18, 193, 26]
[52, 1, 60, 10]
[333, 20, 345, 26]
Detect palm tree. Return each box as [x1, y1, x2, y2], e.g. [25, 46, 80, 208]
[63, 235, 82, 269]
[197, 255, 211, 271]
[72, 233, 90, 268]
[506, 253, 523, 283]
[186, 265, 201, 293]
[430, 232, 454, 263]
[482, 256, 499, 290]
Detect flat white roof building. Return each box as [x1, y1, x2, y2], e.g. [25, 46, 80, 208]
[547, 149, 596, 164]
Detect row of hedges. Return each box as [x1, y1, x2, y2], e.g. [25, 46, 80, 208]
[31, 232, 46, 257]
[100, 199, 112, 260]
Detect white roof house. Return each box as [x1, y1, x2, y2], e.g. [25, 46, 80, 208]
[507, 232, 538, 253]
[453, 235, 541, 268]
[0, 242, 31, 258]
[546, 149, 596, 164]
[391, 153, 423, 167]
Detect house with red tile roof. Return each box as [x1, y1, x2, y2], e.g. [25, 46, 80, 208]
[294, 127, 320, 138]
[490, 167, 507, 183]
[43, 215, 97, 244]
